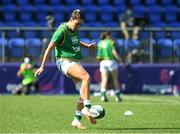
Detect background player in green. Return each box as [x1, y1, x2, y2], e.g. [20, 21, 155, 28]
[97, 31, 123, 102]
[35, 9, 97, 129]
[17, 56, 39, 95]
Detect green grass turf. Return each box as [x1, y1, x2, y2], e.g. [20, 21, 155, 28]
[0, 95, 180, 133]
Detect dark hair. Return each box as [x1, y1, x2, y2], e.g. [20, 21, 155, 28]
[70, 9, 84, 20]
[100, 31, 111, 40]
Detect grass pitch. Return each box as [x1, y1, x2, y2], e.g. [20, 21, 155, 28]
[0, 95, 180, 133]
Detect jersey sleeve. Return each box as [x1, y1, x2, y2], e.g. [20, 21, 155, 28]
[111, 41, 116, 50]
[96, 42, 103, 59]
[21, 63, 26, 68]
[51, 28, 64, 45]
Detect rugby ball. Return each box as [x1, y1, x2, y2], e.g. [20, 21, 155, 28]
[90, 105, 105, 119]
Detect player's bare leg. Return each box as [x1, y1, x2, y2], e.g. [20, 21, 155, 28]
[100, 70, 109, 102]
[70, 78, 85, 129]
[68, 63, 96, 125]
[111, 70, 122, 102]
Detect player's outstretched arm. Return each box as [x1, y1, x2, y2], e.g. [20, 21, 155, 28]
[35, 42, 55, 77]
[80, 41, 97, 51]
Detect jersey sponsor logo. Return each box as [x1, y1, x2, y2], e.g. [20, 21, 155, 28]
[71, 36, 79, 45]
[72, 46, 80, 52]
[71, 36, 80, 52]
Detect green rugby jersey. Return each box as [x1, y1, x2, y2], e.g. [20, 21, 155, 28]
[97, 39, 117, 60]
[21, 63, 36, 85]
[51, 23, 82, 59]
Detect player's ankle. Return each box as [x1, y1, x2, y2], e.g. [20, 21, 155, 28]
[75, 110, 82, 120]
[83, 100, 91, 109]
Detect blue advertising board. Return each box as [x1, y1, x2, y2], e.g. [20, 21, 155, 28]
[0, 63, 180, 94]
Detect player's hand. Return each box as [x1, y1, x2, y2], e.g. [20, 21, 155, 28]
[35, 67, 44, 77]
[88, 42, 97, 51]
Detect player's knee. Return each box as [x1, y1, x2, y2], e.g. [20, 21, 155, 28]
[81, 73, 90, 83]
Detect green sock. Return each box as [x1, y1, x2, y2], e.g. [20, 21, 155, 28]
[84, 100, 91, 109]
[85, 105, 91, 109]
[115, 90, 120, 97]
[101, 91, 106, 97]
[75, 110, 82, 120]
[75, 115, 82, 120]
